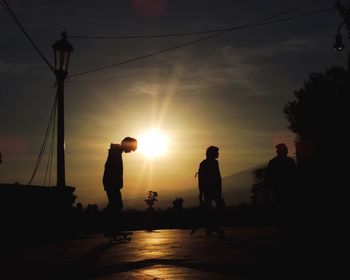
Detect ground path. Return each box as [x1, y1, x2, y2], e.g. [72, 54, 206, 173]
[2, 226, 278, 279]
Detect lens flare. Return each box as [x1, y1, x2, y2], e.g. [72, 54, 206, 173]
[138, 129, 169, 158]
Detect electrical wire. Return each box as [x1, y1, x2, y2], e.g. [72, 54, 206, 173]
[28, 93, 58, 185]
[43, 96, 57, 186]
[48, 105, 56, 186]
[68, 0, 330, 40]
[0, 0, 55, 73]
[69, 7, 334, 79]
[0, 0, 59, 185]
[0, 0, 335, 182]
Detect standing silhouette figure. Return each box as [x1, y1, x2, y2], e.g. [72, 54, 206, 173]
[102, 137, 137, 236]
[267, 143, 297, 210]
[266, 143, 297, 244]
[193, 146, 224, 235]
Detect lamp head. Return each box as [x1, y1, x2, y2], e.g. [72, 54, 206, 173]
[334, 34, 345, 52]
[52, 30, 74, 73]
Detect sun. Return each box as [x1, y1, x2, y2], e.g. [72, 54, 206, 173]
[138, 129, 169, 158]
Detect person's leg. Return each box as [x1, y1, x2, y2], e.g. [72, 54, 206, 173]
[105, 188, 123, 234]
[114, 189, 123, 212]
[104, 189, 114, 236]
[110, 189, 123, 233]
[212, 194, 225, 235]
[203, 193, 214, 234]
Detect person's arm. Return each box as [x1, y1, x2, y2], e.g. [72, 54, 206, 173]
[197, 162, 204, 204]
[215, 160, 222, 194]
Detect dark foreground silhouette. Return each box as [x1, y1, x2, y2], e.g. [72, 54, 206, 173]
[192, 146, 225, 235]
[102, 137, 137, 236]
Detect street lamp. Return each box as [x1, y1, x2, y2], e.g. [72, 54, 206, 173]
[334, 1, 350, 70]
[334, 31, 345, 51]
[52, 30, 74, 188]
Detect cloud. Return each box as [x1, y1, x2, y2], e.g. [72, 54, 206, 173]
[282, 37, 318, 52]
[0, 60, 31, 76]
[128, 81, 160, 96]
[0, 59, 46, 77]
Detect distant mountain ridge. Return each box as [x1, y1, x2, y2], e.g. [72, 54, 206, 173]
[221, 164, 266, 206]
[119, 164, 266, 209]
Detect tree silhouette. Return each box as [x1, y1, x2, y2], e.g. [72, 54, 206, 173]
[284, 65, 347, 175]
[144, 191, 158, 230]
[250, 167, 270, 207]
[172, 197, 184, 210]
[283, 65, 348, 233]
[283, 65, 349, 275]
[284, 65, 347, 144]
[145, 191, 158, 209]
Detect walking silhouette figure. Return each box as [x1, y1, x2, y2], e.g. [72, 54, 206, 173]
[192, 146, 225, 236]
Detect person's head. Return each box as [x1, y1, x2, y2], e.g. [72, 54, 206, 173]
[121, 137, 138, 153]
[275, 143, 288, 157]
[206, 146, 219, 159]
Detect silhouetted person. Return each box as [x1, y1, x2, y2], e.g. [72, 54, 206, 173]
[267, 143, 297, 214]
[103, 137, 137, 235]
[266, 143, 297, 269]
[195, 146, 224, 235]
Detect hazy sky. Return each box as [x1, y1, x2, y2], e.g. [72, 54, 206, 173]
[0, 0, 347, 205]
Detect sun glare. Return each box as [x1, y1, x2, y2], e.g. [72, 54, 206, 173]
[138, 129, 169, 158]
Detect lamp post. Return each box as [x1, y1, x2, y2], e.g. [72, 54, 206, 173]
[52, 31, 73, 188]
[334, 1, 350, 70]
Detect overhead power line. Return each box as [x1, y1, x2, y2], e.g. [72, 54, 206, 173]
[0, 0, 55, 73]
[0, 0, 334, 80]
[43, 100, 57, 186]
[69, 7, 334, 79]
[68, 0, 330, 40]
[28, 93, 58, 185]
[1, 0, 58, 185]
[68, 30, 228, 78]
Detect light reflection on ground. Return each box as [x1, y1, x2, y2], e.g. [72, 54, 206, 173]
[133, 230, 180, 259]
[5, 227, 277, 279]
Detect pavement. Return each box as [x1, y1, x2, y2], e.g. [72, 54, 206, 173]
[1, 226, 278, 279]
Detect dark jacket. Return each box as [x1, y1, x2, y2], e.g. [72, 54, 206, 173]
[198, 158, 222, 195]
[103, 144, 123, 191]
[267, 155, 297, 199]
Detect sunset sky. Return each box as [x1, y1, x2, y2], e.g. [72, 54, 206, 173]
[0, 0, 347, 205]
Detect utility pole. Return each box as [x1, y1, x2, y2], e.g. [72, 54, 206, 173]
[334, 1, 350, 70]
[52, 31, 74, 188]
